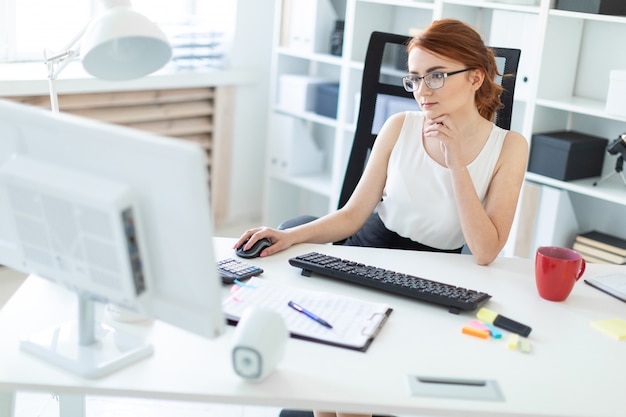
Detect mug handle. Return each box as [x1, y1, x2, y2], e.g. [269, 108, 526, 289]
[576, 258, 586, 280]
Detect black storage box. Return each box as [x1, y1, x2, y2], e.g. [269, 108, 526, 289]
[528, 130, 608, 181]
[314, 83, 339, 119]
[556, 0, 626, 16]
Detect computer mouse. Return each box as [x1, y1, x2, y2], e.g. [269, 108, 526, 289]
[236, 237, 272, 259]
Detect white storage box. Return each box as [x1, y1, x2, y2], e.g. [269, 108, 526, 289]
[277, 75, 335, 113]
[283, 0, 337, 54]
[606, 70, 626, 117]
[269, 113, 324, 176]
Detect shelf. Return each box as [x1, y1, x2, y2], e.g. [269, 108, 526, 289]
[357, 0, 435, 10]
[443, 0, 540, 13]
[274, 107, 340, 127]
[276, 48, 344, 66]
[270, 172, 334, 197]
[549, 9, 626, 24]
[525, 172, 626, 206]
[535, 97, 626, 122]
[381, 64, 407, 78]
[349, 61, 366, 71]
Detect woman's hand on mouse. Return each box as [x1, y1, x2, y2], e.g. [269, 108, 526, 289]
[233, 227, 295, 257]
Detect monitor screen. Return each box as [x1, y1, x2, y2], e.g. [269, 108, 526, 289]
[0, 99, 225, 377]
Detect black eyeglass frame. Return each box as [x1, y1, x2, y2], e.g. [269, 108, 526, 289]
[402, 68, 473, 92]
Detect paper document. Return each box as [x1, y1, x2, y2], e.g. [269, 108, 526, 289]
[584, 273, 626, 303]
[222, 277, 392, 352]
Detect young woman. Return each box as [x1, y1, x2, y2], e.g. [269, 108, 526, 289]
[235, 19, 527, 267]
[239, 19, 528, 417]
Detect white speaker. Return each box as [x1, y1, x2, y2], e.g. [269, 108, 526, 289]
[231, 306, 288, 382]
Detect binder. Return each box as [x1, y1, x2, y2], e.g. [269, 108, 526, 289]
[222, 277, 392, 352]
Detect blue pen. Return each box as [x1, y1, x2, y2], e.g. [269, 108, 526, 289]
[288, 300, 333, 329]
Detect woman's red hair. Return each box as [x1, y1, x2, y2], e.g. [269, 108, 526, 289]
[408, 19, 504, 122]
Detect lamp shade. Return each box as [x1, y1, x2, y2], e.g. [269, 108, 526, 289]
[80, 5, 172, 81]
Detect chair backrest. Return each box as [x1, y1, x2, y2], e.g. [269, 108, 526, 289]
[336, 31, 521, 210]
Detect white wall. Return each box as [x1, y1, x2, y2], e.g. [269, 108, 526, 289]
[225, 0, 275, 226]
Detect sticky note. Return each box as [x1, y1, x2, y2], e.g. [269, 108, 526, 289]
[462, 325, 490, 339]
[507, 334, 519, 350]
[591, 318, 626, 340]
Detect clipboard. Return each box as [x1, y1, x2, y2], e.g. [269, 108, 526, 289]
[222, 277, 392, 352]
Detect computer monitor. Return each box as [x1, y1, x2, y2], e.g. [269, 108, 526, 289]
[0, 99, 225, 378]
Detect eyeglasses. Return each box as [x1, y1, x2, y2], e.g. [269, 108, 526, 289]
[402, 68, 473, 92]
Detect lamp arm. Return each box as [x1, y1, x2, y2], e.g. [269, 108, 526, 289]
[43, 24, 88, 112]
[44, 23, 87, 79]
[45, 49, 81, 80]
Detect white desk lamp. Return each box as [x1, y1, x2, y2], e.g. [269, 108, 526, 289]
[44, 0, 172, 112]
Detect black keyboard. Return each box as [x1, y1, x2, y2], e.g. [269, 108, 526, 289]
[288, 252, 491, 313]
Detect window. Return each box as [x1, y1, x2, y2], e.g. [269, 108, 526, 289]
[0, 0, 236, 67]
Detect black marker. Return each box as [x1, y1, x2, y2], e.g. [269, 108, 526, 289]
[477, 307, 532, 337]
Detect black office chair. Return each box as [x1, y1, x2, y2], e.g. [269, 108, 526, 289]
[278, 31, 520, 234]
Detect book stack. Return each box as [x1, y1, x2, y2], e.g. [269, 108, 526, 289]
[572, 230, 626, 265]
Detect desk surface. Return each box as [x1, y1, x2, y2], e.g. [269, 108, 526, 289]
[1, 238, 625, 417]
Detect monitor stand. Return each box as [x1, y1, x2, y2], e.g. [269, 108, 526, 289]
[20, 291, 153, 378]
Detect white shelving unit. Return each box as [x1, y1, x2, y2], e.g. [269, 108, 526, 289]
[263, 0, 626, 257]
[526, 4, 626, 255]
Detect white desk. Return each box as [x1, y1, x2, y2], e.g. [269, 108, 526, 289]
[1, 238, 625, 417]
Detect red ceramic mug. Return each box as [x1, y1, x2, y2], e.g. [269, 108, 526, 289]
[535, 246, 586, 301]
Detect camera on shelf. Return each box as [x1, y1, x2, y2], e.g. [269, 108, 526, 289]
[593, 132, 626, 187]
[607, 132, 626, 157]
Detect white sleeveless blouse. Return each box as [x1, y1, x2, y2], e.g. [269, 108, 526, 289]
[377, 111, 507, 249]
